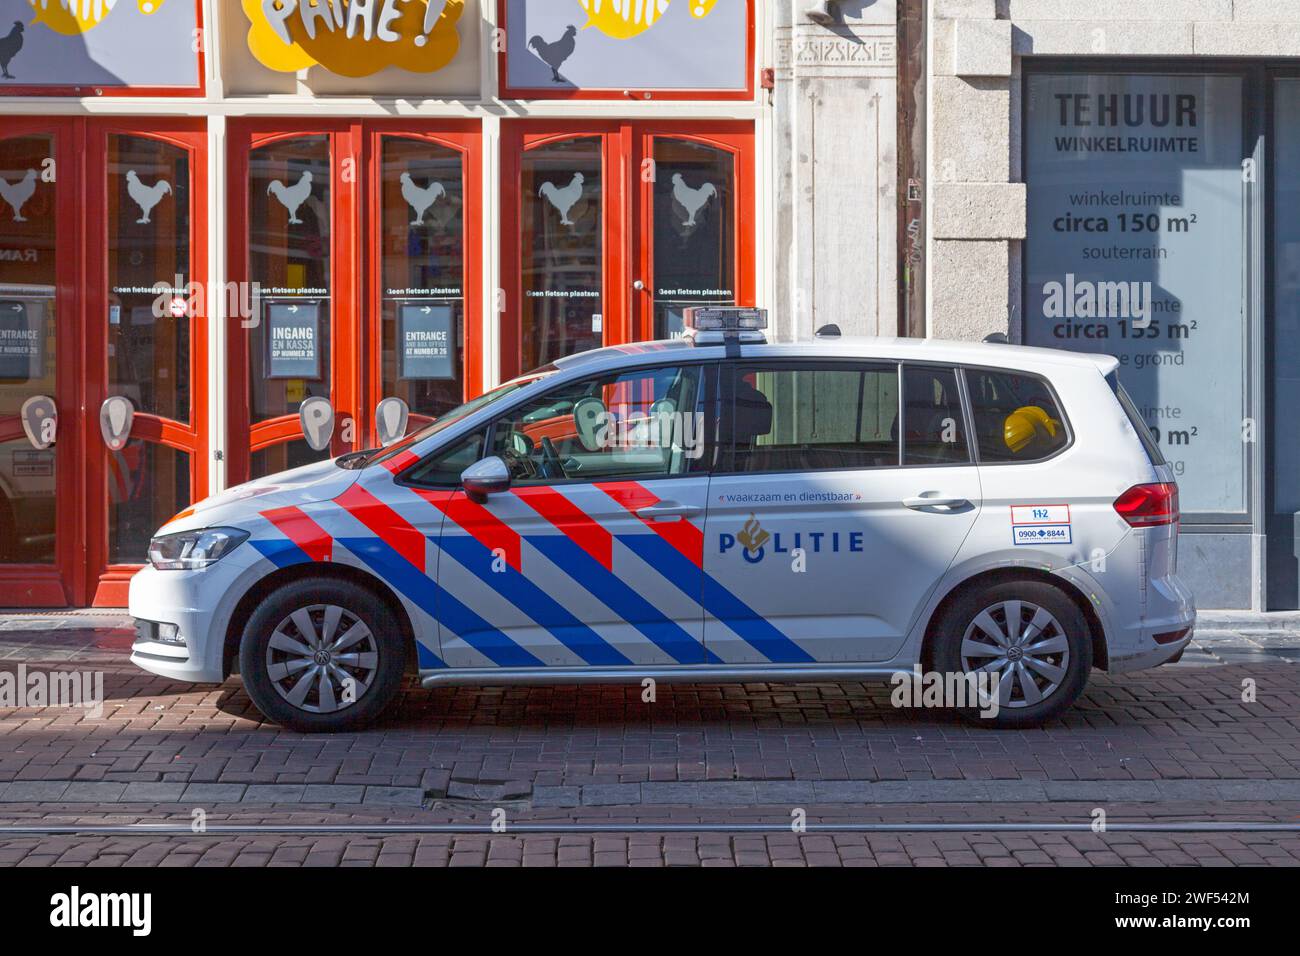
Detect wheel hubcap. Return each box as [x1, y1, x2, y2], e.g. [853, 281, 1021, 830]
[264, 604, 379, 714]
[959, 600, 1070, 709]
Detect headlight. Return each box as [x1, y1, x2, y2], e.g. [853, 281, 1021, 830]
[147, 527, 249, 570]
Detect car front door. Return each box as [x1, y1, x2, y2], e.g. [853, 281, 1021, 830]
[702, 361, 983, 664]
[429, 361, 718, 669]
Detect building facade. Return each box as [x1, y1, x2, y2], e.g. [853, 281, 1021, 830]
[0, 0, 1296, 609]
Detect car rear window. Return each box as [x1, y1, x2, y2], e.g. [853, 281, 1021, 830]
[965, 368, 1069, 463]
[1107, 371, 1167, 466]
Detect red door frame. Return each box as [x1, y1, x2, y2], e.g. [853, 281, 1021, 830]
[0, 118, 83, 605]
[631, 122, 756, 343]
[499, 121, 629, 382]
[362, 121, 484, 434]
[227, 119, 483, 485]
[0, 118, 208, 607]
[499, 120, 755, 381]
[86, 118, 209, 607]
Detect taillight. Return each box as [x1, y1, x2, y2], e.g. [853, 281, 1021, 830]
[1113, 482, 1179, 527]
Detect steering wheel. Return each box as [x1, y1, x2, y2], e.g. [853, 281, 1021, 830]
[540, 436, 568, 480]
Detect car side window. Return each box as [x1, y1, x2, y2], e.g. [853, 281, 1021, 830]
[400, 430, 487, 488]
[965, 368, 1069, 463]
[486, 364, 712, 485]
[722, 363, 900, 474]
[901, 365, 970, 465]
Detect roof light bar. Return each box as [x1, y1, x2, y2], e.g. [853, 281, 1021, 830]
[681, 308, 768, 350]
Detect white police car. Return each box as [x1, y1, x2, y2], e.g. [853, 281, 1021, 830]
[129, 309, 1194, 731]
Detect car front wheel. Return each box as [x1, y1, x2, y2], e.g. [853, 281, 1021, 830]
[932, 580, 1092, 728]
[238, 578, 406, 732]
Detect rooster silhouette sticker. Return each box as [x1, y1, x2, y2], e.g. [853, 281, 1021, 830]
[671, 173, 717, 230]
[0, 21, 24, 79]
[528, 25, 577, 82]
[268, 171, 313, 226]
[125, 171, 172, 225]
[400, 173, 446, 226]
[0, 170, 37, 222]
[539, 172, 585, 227]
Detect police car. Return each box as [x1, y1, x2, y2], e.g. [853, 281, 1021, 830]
[129, 309, 1195, 731]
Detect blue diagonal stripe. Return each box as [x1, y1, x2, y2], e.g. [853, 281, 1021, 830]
[336, 536, 543, 670]
[250, 538, 311, 569]
[439, 535, 633, 666]
[617, 534, 814, 665]
[526, 535, 714, 665]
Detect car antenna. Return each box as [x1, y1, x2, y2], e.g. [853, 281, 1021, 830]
[816, 324, 841, 337]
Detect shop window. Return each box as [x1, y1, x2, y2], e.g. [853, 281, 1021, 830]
[1024, 73, 1247, 514]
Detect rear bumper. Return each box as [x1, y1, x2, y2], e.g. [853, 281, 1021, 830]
[1106, 570, 1197, 674]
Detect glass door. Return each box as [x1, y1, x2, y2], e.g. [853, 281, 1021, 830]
[230, 125, 349, 483]
[501, 121, 753, 379]
[633, 124, 754, 341]
[229, 121, 482, 483]
[89, 124, 208, 604]
[0, 120, 76, 605]
[370, 124, 482, 437]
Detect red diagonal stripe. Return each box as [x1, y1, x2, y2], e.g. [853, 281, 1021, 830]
[262, 506, 333, 563]
[334, 484, 428, 572]
[596, 480, 704, 568]
[382, 449, 420, 475]
[418, 490, 522, 572]
[513, 486, 613, 571]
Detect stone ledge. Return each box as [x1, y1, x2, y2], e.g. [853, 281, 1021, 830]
[935, 0, 996, 19]
[1234, 0, 1300, 21]
[953, 18, 1012, 77]
[1013, 20, 1196, 57]
[1007, 0, 1232, 20]
[1194, 21, 1300, 56]
[933, 183, 1026, 240]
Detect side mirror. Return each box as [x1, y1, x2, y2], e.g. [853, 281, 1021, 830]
[461, 456, 511, 503]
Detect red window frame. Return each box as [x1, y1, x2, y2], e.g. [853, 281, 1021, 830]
[0, 0, 206, 99]
[499, 119, 756, 381]
[496, 0, 755, 102]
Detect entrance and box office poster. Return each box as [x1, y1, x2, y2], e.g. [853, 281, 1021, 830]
[397, 302, 455, 381]
[0, 299, 42, 380]
[1024, 73, 1248, 515]
[264, 300, 322, 380]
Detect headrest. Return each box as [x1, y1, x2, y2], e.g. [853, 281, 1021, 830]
[734, 379, 772, 442]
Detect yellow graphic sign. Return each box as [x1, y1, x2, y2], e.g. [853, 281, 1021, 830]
[243, 0, 464, 77]
[578, 0, 719, 40]
[27, 0, 166, 36]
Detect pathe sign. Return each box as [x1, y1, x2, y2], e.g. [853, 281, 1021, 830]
[243, 0, 464, 77]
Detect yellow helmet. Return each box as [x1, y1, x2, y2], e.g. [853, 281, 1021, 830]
[1004, 405, 1061, 453]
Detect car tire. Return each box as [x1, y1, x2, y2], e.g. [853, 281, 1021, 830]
[238, 578, 406, 732]
[931, 580, 1092, 729]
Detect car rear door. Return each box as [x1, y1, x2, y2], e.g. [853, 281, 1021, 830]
[428, 361, 718, 669]
[702, 360, 982, 663]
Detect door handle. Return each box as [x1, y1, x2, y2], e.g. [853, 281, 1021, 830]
[636, 503, 701, 521]
[903, 495, 970, 511]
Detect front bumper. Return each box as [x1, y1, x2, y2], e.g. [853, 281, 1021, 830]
[128, 560, 252, 684]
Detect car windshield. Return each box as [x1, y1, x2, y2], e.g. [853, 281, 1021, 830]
[361, 370, 556, 469]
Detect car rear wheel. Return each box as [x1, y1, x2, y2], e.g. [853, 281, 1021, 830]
[932, 580, 1092, 728]
[238, 578, 406, 732]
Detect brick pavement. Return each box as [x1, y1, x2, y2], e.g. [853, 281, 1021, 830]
[0, 611, 1296, 865]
